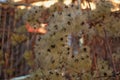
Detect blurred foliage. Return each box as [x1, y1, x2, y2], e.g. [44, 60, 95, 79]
[23, 6, 46, 28]
[5, 68, 14, 75]
[0, 50, 4, 65]
[49, 2, 65, 12]
[14, 25, 27, 33]
[22, 0, 120, 80]
[0, 0, 119, 79]
[93, 59, 113, 80]
[23, 50, 34, 66]
[88, 0, 120, 37]
[15, 8, 27, 21]
[11, 33, 27, 46]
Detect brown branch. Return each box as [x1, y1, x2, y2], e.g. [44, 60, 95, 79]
[103, 28, 119, 80]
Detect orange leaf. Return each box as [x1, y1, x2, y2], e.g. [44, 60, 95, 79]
[25, 22, 47, 34]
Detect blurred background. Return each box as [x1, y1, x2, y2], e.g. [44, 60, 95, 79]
[0, 0, 120, 80]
